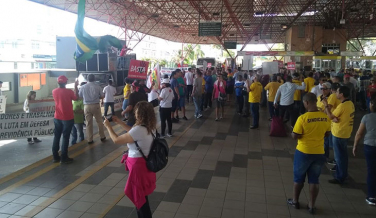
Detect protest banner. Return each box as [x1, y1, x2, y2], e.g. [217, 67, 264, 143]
[0, 111, 55, 140]
[0, 96, 6, 114]
[29, 99, 55, 112]
[287, 62, 296, 70]
[128, 60, 149, 80]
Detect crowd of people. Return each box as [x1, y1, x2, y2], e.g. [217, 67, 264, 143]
[44, 65, 376, 217]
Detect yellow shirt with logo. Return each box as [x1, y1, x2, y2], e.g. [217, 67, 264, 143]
[264, 82, 281, 102]
[327, 93, 341, 111]
[304, 77, 316, 92]
[293, 111, 331, 154]
[123, 84, 131, 99]
[249, 82, 263, 103]
[331, 100, 355, 139]
[293, 79, 302, 101]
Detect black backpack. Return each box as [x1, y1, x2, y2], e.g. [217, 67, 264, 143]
[134, 130, 169, 172]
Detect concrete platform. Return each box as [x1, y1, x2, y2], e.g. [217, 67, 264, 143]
[0, 101, 374, 218]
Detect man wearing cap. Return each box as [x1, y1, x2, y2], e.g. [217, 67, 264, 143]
[52, 75, 79, 164]
[79, 74, 106, 144]
[310, 76, 327, 97]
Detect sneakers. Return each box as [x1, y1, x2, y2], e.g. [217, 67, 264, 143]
[197, 114, 203, 119]
[220, 116, 223, 120]
[172, 118, 179, 123]
[34, 139, 42, 143]
[60, 158, 74, 164]
[166, 133, 173, 137]
[366, 197, 376, 205]
[88, 141, 94, 145]
[160, 135, 166, 138]
[215, 118, 219, 121]
[249, 126, 258, 129]
[100, 137, 106, 142]
[176, 115, 180, 120]
[307, 206, 316, 214]
[53, 157, 61, 163]
[183, 116, 188, 120]
[28, 141, 34, 145]
[327, 160, 336, 165]
[329, 166, 336, 172]
[287, 199, 300, 209]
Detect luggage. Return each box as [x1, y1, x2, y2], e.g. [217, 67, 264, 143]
[269, 116, 286, 137]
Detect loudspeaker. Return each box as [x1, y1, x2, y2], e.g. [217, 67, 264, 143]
[87, 54, 98, 71]
[98, 53, 108, 71]
[76, 61, 86, 71]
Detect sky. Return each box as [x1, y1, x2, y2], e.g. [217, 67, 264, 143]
[0, 0, 274, 57]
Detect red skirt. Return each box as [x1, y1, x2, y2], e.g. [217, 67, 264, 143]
[123, 155, 156, 209]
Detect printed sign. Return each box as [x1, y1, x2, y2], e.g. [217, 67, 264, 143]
[101, 95, 124, 114]
[128, 60, 149, 79]
[199, 21, 222, 36]
[0, 111, 55, 140]
[0, 96, 6, 114]
[29, 99, 55, 112]
[287, 62, 296, 70]
[207, 63, 212, 68]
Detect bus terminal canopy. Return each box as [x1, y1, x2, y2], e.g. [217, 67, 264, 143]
[30, 0, 376, 48]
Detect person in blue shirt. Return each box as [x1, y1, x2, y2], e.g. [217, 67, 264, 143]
[204, 69, 213, 109]
[235, 75, 245, 115]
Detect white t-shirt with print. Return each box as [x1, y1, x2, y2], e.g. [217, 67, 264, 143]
[127, 125, 154, 158]
[159, 87, 174, 108]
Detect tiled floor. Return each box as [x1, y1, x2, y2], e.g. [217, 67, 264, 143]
[0, 101, 375, 218]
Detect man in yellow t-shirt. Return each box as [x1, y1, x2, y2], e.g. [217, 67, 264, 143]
[316, 82, 332, 162]
[264, 75, 281, 120]
[323, 86, 355, 184]
[288, 93, 331, 214]
[304, 72, 316, 92]
[292, 73, 303, 125]
[122, 78, 131, 120]
[249, 76, 263, 129]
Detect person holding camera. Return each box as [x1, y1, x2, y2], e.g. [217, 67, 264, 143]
[103, 101, 156, 218]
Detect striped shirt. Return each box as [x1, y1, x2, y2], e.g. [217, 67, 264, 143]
[274, 82, 306, 106]
[79, 82, 103, 105]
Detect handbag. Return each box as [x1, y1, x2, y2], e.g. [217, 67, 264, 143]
[269, 116, 287, 137]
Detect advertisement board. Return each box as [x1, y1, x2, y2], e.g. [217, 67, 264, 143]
[287, 62, 296, 70]
[273, 60, 284, 68]
[128, 60, 149, 79]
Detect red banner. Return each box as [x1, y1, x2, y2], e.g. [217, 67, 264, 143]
[287, 62, 296, 70]
[128, 60, 149, 79]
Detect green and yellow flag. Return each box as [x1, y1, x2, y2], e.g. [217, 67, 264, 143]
[74, 0, 122, 63]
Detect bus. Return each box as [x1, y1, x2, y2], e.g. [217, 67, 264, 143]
[197, 57, 216, 69]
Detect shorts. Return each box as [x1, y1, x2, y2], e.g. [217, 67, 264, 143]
[293, 150, 325, 184]
[178, 96, 185, 107]
[171, 98, 178, 112]
[226, 86, 234, 94]
[216, 99, 225, 108]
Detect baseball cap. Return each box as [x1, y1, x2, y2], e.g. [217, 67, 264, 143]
[162, 78, 170, 84]
[57, 75, 68, 84]
[344, 74, 351, 78]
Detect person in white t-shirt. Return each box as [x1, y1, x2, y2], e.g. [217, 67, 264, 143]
[158, 78, 175, 137]
[102, 80, 117, 117]
[185, 68, 194, 103]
